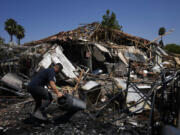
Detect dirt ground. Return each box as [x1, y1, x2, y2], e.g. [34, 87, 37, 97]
[0, 94, 142, 135]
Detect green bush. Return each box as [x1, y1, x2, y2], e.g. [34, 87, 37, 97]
[165, 44, 180, 54]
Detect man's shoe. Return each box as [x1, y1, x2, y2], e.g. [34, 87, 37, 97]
[33, 109, 47, 121]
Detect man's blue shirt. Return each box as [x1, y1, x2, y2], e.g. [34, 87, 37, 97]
[29, 68, 55, 87]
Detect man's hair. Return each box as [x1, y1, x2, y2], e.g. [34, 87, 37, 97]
[55, 63, 63, 70]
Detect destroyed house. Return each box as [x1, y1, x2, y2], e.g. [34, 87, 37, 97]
[20, 22, 166, 77]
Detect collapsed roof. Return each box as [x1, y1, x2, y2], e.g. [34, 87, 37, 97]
[24, 22, 157, 48]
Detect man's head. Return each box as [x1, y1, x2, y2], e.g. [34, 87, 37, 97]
[54, 63, 63, 73]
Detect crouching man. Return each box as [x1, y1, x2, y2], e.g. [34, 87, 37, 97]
[27, 63, 64, 120]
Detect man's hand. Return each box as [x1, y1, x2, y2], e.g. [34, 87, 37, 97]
[50, 81, 63, 98]
[61, 87, 68, 94]
[57, 92, 63, 98]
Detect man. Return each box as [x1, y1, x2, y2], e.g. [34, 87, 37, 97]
[27, 63, 64, 120]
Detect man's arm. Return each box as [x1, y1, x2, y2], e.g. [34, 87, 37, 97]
[50, 81, 63, 97]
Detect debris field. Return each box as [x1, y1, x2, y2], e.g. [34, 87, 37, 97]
[1, 22, 180, 135]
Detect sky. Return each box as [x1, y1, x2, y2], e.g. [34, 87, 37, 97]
[0, 0, 180, 45]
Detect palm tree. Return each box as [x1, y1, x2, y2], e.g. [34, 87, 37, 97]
[158, 27, 166, 47]
[15, 25, 25, 45]
[158, 27, 166, 38]
[0, 36, 5, 44]
[4, 18, 17, 42]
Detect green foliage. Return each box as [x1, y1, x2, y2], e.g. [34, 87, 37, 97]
[165, 44, 180, 54]
[4, 18, 17, 42]
[4, 18, 25, 44]
[15, 24, 25, 45]
[158, 27, 166, 36]
[101, 9, 122, 31]
[0, 36, 5, 44]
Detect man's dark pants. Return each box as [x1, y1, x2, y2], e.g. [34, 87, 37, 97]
[27, 85, 53, 112]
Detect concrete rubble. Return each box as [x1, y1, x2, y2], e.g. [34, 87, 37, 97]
[0, 22, 180, 135]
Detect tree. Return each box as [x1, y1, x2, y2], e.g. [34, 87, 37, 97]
[101, 9, 122, 31]
[4, 18, 17, 42]
[0, 36, 5, 44]
[165, 44, 180, 54]
[158, 27, 166, 36]
[158, 27, 166, 47]
[15, 24, 25, 45]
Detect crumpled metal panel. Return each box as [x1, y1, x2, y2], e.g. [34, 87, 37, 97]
[0, 86, 24, 96]
[114, 78, 150, 113]
[82, 81, 99, 90]
[0, 73, 23, 91]
[124, 52, 146, 62]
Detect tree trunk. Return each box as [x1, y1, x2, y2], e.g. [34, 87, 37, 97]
[10, 35, 13, 42]
[18, 38, 20, 45]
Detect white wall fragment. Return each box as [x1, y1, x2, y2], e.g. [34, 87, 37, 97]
[37, 45, 77, 79]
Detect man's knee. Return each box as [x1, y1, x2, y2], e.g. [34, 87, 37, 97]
[42, 92, 53, 106]
[48, 92, 53, 102]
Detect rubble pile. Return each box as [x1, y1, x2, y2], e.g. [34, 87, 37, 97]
[1, 22, 180, 135]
